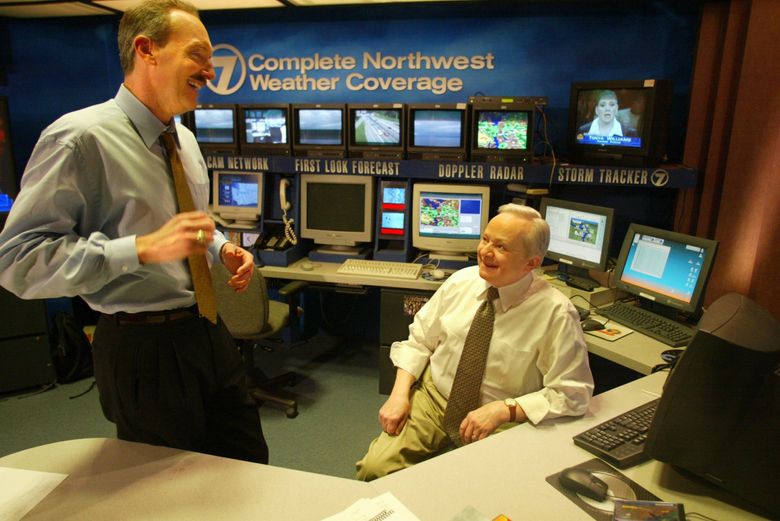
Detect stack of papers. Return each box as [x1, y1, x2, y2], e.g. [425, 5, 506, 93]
[321, 492, 421, 521]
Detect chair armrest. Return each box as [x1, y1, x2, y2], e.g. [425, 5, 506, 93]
[278, 280, 308, 299]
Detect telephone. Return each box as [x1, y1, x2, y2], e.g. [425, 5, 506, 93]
[259, 234, 291, 251]
[279, 178, 298, 246]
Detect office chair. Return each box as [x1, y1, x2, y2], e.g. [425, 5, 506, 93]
[211, 263, 308, 418]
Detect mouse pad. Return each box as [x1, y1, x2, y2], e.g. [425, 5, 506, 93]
[545, 459, 660, 521]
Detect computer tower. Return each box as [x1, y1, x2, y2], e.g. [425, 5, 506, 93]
[644, 293, 780, 517]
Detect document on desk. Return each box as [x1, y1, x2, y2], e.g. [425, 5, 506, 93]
[320, 491, 421, 521]
[0, 467, 67, 521]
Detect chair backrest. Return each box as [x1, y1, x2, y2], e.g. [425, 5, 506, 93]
[211, 263, 270, 339]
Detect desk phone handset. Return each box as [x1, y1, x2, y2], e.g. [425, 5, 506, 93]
[259, 178, 297, 251]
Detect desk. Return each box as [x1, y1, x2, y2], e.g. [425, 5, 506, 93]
[1, 373, 769, 520]
[259, 259, 672, 377]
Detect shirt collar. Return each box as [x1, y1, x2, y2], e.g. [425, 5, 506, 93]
[114, 84, 174, 149]
[481, 270, 534, 313]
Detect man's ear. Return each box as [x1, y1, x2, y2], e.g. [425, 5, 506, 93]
[526, 255, 542, 271]
[134, 35, 156, 65]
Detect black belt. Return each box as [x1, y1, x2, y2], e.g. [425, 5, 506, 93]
[101, 306, 199, 326]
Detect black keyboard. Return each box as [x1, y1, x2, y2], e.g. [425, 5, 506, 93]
[598, 301, 694, 347]
[573, 398, 659, 468]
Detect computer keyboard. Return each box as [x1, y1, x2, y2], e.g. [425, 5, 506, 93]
[598, 301, 694, 347]
[573, 398, 659, 468]
[337, 258, 423, 280]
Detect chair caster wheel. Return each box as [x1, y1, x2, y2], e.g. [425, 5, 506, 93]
[286, 407, 298, 419]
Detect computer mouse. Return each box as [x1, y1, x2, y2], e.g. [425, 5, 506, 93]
[558, 467, 609, 501]
[431, 269, 446, 280]
[300, 261, 314, 271]
[581, 318, 606, 332]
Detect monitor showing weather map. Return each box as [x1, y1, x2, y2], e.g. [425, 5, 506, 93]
[475, 111, 529, 150]
[418, 192, 483, 239]
[353, 109, 401, 146]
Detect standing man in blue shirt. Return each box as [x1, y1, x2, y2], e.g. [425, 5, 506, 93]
[0, 0, 268, 463]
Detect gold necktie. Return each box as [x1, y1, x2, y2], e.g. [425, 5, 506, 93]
[160, 132, 218, 324]
[443, 286, 499, 446]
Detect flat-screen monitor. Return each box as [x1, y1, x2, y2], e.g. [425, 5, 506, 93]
[540, 197, 614, 287]
[0, 96, 18, 210]
[469, 97, 535, 163]
[192, 103, 239, 155]
[568, 79, 673, 166]
[292, 103, 346, 158]
[211, 170, 263, 228]
[239, 103, 291, 156]
[613, 223, 718, 317]
[378, 179, 408, 239]
[406, 103, 468, 161]
[412, 182, 490, 261]
[348, 103, 405, 159]
[300, 174, 375, 254]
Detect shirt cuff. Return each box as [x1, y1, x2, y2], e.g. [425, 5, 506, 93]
[516, 392, 550, 425]
[211, 234, 229, 263]
[106, 235, 141, 275]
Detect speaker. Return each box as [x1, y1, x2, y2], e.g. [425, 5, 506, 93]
[644, 293, 780, 517]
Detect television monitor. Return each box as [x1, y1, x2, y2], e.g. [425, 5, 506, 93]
[378, 179, 408, 240]
[412, 182, 490, 261]
[568, 79, 673, 166]
[239, 103, 291, 156]
[347, 103, 405, 159]
[540, 197, 614, 289]
[0, 96, 17, 209]
[469, 97, 535, 163]
[613, 223, 718, 318]
[192, 103, 239, 155]
[300, 174, 375, 255]
[292, 103, 346, 158]
[406, 103, 468, 161]
[211, 170, 263, 229]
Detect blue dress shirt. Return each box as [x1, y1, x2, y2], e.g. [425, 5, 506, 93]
[0, 85, 227, 314]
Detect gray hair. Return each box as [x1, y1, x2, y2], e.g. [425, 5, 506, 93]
[118, 0, 200, 75]
[497, 203, 550, 258]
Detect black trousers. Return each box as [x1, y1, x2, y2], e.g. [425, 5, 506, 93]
[92, 313, 269, 464]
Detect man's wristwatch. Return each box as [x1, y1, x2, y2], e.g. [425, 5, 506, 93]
[504, 398, 518, 422]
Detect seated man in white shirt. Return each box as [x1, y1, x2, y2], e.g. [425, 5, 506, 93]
[356, 203, 594, 481]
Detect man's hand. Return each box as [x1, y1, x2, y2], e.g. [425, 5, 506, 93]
[379, 394, 412, 435]
[220, 242, 255, 293]
[459, 400, 523, 445]
[136, 211, 215, 264]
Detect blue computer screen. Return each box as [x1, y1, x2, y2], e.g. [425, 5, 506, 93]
[412, 110, 463, 148]
[418, 192, 482, 239]
[620, 231, 708, 304]
[217, 174, 259, 207]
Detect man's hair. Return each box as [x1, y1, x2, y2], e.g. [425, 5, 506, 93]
[118, 0, 200, 75]
[596, 89, 618, 103]
[497, 203, 550, 259]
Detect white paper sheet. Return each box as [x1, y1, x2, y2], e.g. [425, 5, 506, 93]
[320, 491, 421, 521]
[0, 467, 68, 521]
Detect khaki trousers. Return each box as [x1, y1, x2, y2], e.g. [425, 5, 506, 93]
[356, 366, 515, 481]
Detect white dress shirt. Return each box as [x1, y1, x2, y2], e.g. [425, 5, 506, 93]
[390, 265, 594, 425]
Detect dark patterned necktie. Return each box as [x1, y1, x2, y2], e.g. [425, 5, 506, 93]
[443, 286, 500, 446]
[160, 132, 217, 324]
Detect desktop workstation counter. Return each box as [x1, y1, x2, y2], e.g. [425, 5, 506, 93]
[0, 372, 769, 521]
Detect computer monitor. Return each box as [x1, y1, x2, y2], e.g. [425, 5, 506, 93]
[378, 179, 408, 240]
[540, 197, 614, 288]
[239, 103, 291, 156]
[300, 174, 375, 255]
[412, 183, 490, 261]
[292, 103, 346, 158]
[406, 103, 468, 161]
[347, 103, 405, 159]
[211, 170, 263, 228]
[0, 96, 18, 208]
[191, 103, 239, 155]
[613, 223, 718, 318]
[469, 97, 535, 163]
[568, 79, 673, 166]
